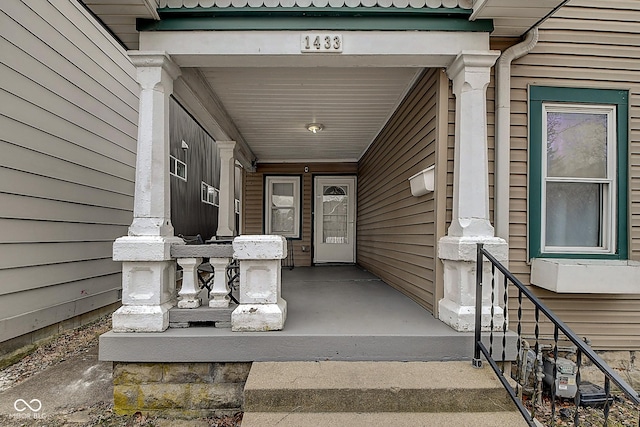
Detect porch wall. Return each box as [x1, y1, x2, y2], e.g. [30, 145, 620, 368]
[242, 162, 358, 267]
[169, 98, 220, 239]
[357, 69, 448, 314]
[0, 0, 136, 350]
[506, 0, 640, 350]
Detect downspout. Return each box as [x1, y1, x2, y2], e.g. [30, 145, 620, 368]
[495, 27, 539, 242]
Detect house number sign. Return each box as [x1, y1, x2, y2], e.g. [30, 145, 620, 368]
[301, 34, 343, 53]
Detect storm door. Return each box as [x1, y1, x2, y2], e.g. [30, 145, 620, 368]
[314, 176, 356, 263]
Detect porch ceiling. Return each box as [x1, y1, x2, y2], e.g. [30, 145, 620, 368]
[82, 1, 565, 162]
[198, 67, 420, 162]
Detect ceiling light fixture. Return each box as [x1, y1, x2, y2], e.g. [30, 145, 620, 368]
[306, 123, 324, 134]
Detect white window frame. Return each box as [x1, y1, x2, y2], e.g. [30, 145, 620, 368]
[169, 155, 187, 181]
[540, 103, 617, 255]
[201, 181, 219, 206]
[265, 176, 301, 238]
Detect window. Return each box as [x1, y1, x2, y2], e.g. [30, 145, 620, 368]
[201, 182, 219, 206]
[322, 185, 348, 244]
[265, 176, 301, 238]
[529, 86, 628, 259]
[169, 155, 187, 181]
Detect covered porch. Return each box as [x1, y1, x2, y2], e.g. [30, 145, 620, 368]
[100, 265, 509, 362]
[101, 0, 566, 350]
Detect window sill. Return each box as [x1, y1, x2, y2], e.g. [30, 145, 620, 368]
[531, 258, 640, 294]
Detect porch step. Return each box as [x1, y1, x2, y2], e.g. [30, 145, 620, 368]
[241, 412, 529, 427]
[242, 361, 526, 426]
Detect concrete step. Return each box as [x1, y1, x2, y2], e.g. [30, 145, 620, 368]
[243, 361, 518, 413]
[241, 412, 530, 427]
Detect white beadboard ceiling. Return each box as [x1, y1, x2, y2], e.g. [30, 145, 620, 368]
[199, 67, 420, 162]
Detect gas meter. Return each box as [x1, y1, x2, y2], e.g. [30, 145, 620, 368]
[543, 356, 578, 399]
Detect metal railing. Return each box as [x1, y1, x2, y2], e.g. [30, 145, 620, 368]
[475, 243, 640, 426]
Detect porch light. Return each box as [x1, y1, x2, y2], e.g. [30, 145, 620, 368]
[306, 123, 324, 134]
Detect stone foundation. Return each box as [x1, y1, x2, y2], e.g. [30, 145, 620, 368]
[113, 362, 251, 417]
[579, 351, 639, 391]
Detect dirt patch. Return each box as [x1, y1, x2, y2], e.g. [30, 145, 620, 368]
[0, 315, 243, 426]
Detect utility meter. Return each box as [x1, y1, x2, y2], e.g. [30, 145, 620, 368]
[543, 356, 578, 399]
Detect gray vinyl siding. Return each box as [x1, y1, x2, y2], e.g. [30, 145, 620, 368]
[357, 69, 445, 314]
[507, 0, 640, 350]
[0, 0, 137, 345]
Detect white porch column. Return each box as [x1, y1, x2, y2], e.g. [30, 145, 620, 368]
[438, 51, 508, 332]
[231, 235, 287, 332]
[112, 52, 183, 332]
[216, 141, 237, 238]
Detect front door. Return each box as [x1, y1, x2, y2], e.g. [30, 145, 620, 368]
[314, 176, 356, 263]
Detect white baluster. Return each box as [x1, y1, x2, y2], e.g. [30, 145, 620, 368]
[209, 257, 232, 308]
[177, 257, 203, 308]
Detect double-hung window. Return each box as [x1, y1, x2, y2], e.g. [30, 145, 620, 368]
[265, 176, 301, 238]
[529, 86, 628, 259]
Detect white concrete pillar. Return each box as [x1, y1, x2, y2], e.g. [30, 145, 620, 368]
[112, 52, 183, 332]
[209, 257, 232, 308]
[177, 257, 203, 308]
[438, 51, 508, 332]
[231, 235, 287, 331]
[128, 52, 180, 237]
[216, 141, 237, 238]
[447, 51, 499, 238]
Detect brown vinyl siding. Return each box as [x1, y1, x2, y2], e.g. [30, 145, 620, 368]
[357, 69, 446, 314]
[506, 0, 640, 350]
[242, 163, 358, 267]
[0, 0, 137, 346]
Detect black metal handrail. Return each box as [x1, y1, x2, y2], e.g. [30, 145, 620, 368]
[475, 243, 640, 426]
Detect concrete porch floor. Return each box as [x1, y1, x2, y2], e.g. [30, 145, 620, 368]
[100, 265, 513, 363]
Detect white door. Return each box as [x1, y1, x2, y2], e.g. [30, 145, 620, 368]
[314, 176, 356, 263]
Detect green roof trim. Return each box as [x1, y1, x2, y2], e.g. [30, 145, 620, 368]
[138, 8, 492, 32]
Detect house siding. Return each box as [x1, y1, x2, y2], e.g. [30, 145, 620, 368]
[169, 98, 221, 240]
[357, 69, 447, 313]
[507, 0, 640, 350]
[243, 163, 358, 267]
[0, 0, 137, 347]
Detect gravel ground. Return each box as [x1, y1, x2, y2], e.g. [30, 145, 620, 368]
[523, 389, 639, 426]
[0, 315, 243, 427]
